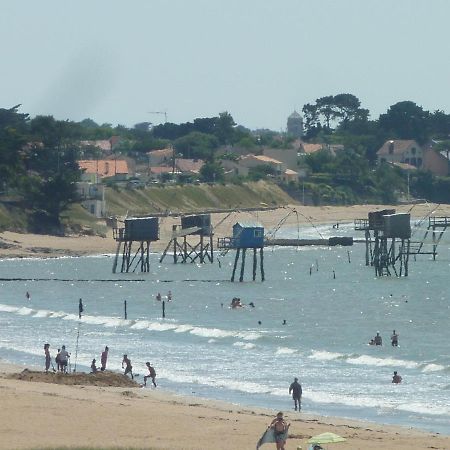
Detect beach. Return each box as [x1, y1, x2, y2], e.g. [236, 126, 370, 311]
[1, 202, 449, 259]
[1, 202, 450, 450]
[1, 363, 449, 450]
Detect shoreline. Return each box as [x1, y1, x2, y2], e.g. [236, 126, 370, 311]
[0, 361, 449, 450]
[1, 202, 449, 260]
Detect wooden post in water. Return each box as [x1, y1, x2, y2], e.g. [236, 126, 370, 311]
[124, 300, 127, 320]
[231, 248, 240, 282]
[252, 248, 257, 281]
[162, 300, 166, 318]
[239, 248, 247, 282]
[260, 248, 265, 281]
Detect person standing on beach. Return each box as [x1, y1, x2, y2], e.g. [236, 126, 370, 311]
[144, 362, 157, 387]
[44, 343, 51, 373]
[269, 412, 289, 450]
[122, 354, 133, 379]
[100, 346, 109, 371]
[391, 330, 399, 347]
[289, 377, 302, 411]
[59, 345, 70, 373]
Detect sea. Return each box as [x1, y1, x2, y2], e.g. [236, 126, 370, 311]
[0, 221, 449, 435]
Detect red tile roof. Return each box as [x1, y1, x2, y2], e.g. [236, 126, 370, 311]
[377, 140, 418, 156]
[175, 158, 204, 173]
[78, 159, 129, 177]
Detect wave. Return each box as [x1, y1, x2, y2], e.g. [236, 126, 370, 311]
[275, 347, 297, 355]
[309, 349, 447, 372]
[0, 302, 262, 343]
[233, 341, 256, 350]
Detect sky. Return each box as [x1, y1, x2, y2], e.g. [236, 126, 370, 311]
[1, 0, 450, 131]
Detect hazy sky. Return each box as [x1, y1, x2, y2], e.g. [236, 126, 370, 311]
[2, 1, 449, 130]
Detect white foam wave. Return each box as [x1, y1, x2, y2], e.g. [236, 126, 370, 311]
[233, 341, 256, 350]
[309, 350, 344, 361]
[16, 307, 33, 316]
[422, 363, 446, 372]
[0, 304, 19, 313]
[33, 309, 53, 318]
[346, 354, 419, 369]
[275, 347, 297, 355]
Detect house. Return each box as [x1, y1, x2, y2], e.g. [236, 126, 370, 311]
[281, 169, 299, 183]
[377, 140, 423, 168]
[78, 159, 130, 181]
[377, 139, 450, 176]
[422, 142, 450, 176]
[147, 148, 174, 166]
[239, 154, 285, 173]
[79, 136, 123, 155]
[221, 159, 250, 178]
[262, 148, 298, 171]
[148, 166, 180, 180]
[75, 182, 106, 218]
[175, 158, 204, 175]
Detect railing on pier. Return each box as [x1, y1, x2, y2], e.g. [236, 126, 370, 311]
[354, 218, 369, 231]
[217, 237, 238, 249]
[429, 216, 450, 227]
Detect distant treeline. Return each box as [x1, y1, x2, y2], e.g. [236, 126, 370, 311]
[1, 96, 450, 232]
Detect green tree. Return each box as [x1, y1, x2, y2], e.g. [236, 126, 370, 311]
[199, 160, 224, 182]
[378, 101, 430, 144]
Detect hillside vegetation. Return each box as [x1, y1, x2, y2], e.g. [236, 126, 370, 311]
[105, 180, 294, 216]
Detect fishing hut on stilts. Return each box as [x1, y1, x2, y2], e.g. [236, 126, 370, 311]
[159, 214, 214, 263]
[355, 210, 411, 276]
[112, 217, 159, 273]
[217, 221, 265, 282]
[408, 216, 450, 260]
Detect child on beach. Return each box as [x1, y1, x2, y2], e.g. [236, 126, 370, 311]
[122, 354, 133, 379]
[144, 362, 157, 387]
[44, 343, 51, 373]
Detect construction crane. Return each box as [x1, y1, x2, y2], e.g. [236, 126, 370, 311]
[148, 111, 168, 123]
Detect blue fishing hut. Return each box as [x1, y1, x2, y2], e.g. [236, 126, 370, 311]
[112, 217, 159, 273]
[218, 221, 265, 282]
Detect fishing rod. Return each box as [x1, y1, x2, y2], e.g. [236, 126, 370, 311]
[74, 298, 84, 373]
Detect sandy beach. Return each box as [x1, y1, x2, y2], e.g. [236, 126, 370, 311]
[0, 362, 449, 450]
[1, 202, 450, 449]
[1, 202, 449, 259]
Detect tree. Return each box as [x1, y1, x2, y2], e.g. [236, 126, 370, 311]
[174, 132, 219, 160]
[0, 105, 28, 189]
[378, 101, 430, 144]
[199, 160, 224, 182]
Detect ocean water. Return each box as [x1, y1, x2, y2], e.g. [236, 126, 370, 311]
[0, 222, 450, 434]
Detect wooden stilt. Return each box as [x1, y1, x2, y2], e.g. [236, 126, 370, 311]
[231, 248, 240, 282]
[239, 248, 247, 282]
[252, 248, 257, 281]
[260, 248, 265, 281]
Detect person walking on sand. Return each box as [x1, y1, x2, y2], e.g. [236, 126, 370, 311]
[289, 377, 302, 411]
[391, 330, 399, 347]
[269, 412, 289, 450]
[122, 354, 133, 379]
[392, 371, 402, 384]
[100, 346, 109, 371]
[144, 362, 157, 387]
[44, 343, 52, 373]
